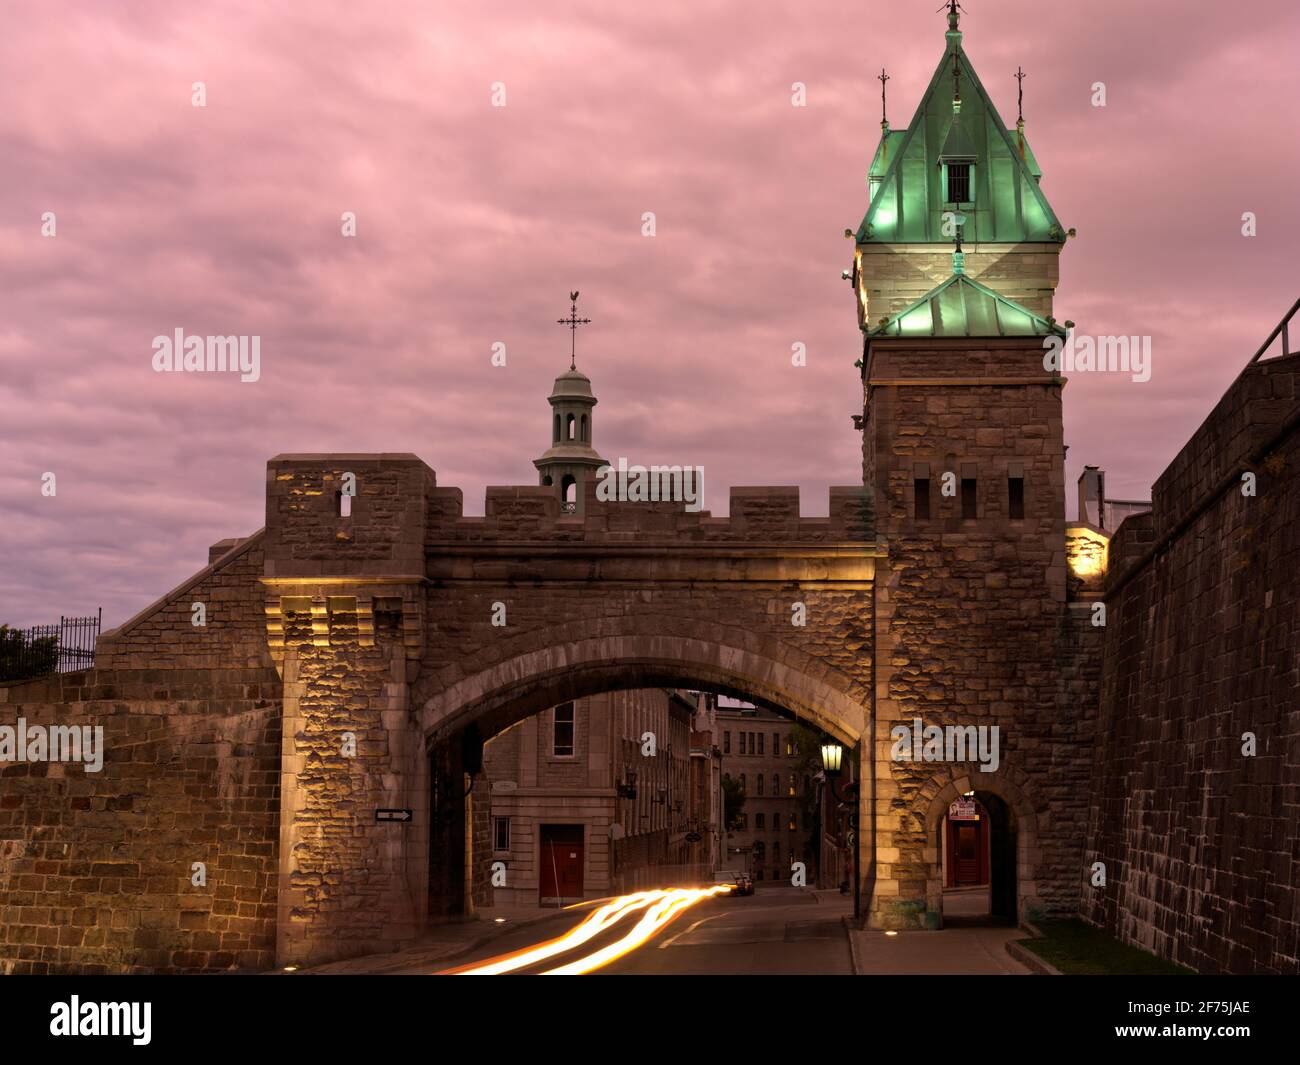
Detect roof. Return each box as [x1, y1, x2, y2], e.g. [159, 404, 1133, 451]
[866, 271, 1066, 338]
[857, 27, 1064, 245]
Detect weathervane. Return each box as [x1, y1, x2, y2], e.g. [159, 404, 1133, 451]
[1016, 66, 1026, 124]
[556, 290, 591, 371]
[940, 0, 964, 31]
[878, 68, 890, 128]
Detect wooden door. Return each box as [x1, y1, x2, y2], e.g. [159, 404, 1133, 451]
[540, 825, 584, 900]
[954, 824, 981, 885]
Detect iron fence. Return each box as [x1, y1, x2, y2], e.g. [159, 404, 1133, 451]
[0, 608, 101, 682]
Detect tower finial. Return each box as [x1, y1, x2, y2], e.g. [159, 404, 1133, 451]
[1015, 66, 1027, 158]
[556, 290, 591, 372]
[942, 0, 963, 33]
[878, 68, 890, 131]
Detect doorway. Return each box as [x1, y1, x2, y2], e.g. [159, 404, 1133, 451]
[940, 792, 1017, 926]
[539, 824, 585, 904]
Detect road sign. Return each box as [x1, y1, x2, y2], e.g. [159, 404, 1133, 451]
[375, 809, 413, 823]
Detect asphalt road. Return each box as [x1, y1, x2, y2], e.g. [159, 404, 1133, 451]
[435, 885, 853, 976]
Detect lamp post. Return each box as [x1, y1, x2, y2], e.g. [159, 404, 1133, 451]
[820, 742, 860, 920]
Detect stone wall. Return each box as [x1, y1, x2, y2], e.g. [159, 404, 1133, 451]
[0, 536, 282, 974]
[1085, 353, 1300, 974]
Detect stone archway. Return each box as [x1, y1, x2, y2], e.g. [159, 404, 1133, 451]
[413, 633, 870, 924]
[911, 765, 1042, 927]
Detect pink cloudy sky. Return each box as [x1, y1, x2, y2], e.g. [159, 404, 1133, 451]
[1, 0, 1295, 628]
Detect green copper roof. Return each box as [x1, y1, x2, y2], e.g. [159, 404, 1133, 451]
[857, 29, 1063, 245]
[867, 271, 1066, 338]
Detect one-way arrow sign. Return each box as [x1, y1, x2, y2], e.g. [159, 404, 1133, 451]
[375, 809, 413, 823]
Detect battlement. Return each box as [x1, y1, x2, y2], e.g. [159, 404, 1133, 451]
[265, 454, 875, 566]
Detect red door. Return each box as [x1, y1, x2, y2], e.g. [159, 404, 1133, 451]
[539, 825, 584, 901]
[954, 824, 981, 884]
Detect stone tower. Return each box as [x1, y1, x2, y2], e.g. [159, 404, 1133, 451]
[533, 363, 608, 515]
[855, 6, 1093, 930]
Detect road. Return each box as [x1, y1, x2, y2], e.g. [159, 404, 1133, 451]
[436, 884, 854, 976]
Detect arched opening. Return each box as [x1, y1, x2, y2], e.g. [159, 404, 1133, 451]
[560, 474, 576, 511]
[922, 774, 1034, 928]
[566, 413, 576, 440]
[416, 641, 867, 932]
[580, 413, 588, 442]
[542, 475, 553, 487]
[553, 413, 561, 443]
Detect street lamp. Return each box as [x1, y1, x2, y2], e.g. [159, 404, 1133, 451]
[819, 742, 860, 920]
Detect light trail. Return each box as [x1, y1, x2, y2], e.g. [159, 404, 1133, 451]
[442, 884, 731, 976]
[441, 890, 665, 975]
[540, 886, 728, 975]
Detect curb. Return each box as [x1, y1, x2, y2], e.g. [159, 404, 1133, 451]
[841, 915, 863, 975]
[1006, 920, 1062, 976]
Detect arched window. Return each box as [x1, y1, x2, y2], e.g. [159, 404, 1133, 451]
[566, 413, 576, 440]
[756, 774, 764, 796]
[739, 773, 746, 791]
[754, 841, 766, 862]
[772, 774, 779, 796]
[554, 413, 561, 443]
[580, 413, 588, 441]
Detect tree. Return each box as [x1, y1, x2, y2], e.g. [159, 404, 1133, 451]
[0, 625, 58, 682]
[721, 773, 747, 831]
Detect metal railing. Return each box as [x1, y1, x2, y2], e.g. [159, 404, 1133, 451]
[0, 608, 101, 682]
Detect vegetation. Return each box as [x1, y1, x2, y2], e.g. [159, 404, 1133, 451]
[721, 773, 747, 831]
[0, 625, 59, 682]
[1018, 919, 1195, 975]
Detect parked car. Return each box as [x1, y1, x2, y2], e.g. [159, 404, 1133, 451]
[712, 869, 754, 896]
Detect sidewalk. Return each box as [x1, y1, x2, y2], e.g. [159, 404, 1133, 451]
[285, 902, 579, 975]
[848, 926, 1033, 975]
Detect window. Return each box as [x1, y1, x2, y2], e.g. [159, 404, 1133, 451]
[553, 413, 561, 442]
[754, 841, 766, 862]
[788, 814, 797, 831]
[553, 702, 575, 757]
[566, 413, 576, 440]
[738, 814, 748, 830]
[961, 463, 978, 520]
[914, 461, 931, 520]
[772, 774, 780, 796]
[945, 162, 971, 203]
[740, 773, 746, 791]
[493, 816, 510, 851]
[723, 731, 731, 754]
[756, 774, 764, 796]
[1008, 461, 1025, 520]
[773, 732, 780, 755]
[788, 774, 797, 797]
[773, 842, 781, 863]
[757, 733, 764, 756]
[580, 414, 588, 442]
[785, 739, 793, 757]
[756, 813, 765, 830]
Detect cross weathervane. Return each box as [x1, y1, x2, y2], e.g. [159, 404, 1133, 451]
[556, 290, 591, 371]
